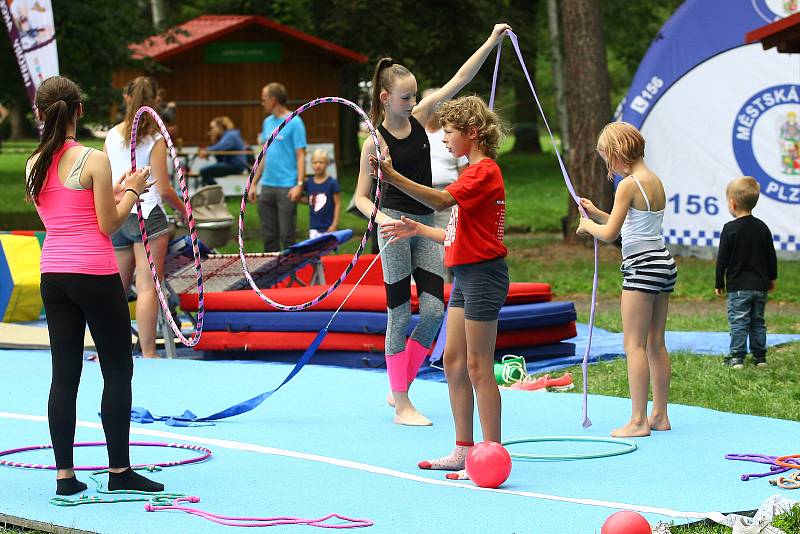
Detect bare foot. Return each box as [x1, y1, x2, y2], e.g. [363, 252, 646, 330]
[611, 421, 651, 438]
[648, 414, 671, 431]
[387, 391, 395, 408]
[142, 353, 162, 359]
[394, 406, 432, 426]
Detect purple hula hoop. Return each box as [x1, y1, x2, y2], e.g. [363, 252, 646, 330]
[0, 441, 212, 471]
[239, 97, 385, 311]
[130, 106, 205, 347]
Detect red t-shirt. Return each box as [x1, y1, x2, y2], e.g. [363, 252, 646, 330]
[443, 158, 507, 267]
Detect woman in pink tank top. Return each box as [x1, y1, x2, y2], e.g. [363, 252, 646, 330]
[26, 76, 165, 496]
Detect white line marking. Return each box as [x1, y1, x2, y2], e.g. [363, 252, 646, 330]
[0, 411, 724, 522]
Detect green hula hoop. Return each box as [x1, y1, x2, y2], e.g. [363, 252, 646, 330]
[501, 436, 637, 461]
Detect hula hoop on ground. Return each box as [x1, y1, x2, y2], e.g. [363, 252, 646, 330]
[502, 436, 637, 461]
[131, 106, 205, 347]
[775, 454, 800, 470]
[0, 441, 212, 470]
[239, 97, 385, 311]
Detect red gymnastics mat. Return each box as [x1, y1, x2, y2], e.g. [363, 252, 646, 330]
[194, 321, 576, 352]
[179, 282, 553, 313]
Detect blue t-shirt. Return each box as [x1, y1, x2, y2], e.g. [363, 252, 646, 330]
[305, 176, 340, 231]
[260, 114, 307, 187]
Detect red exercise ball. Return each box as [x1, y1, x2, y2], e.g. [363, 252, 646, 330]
[601, 511, 651, 534]
[465, 441, 512, 488]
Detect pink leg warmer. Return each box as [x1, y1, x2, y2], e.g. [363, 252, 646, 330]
[385, 351, 408, 392]
[405, 338, 430, 387]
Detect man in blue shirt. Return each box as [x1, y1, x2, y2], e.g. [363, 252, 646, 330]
[248, 83, 306, 251]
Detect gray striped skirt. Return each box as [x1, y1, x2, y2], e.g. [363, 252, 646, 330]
[620, 245, 677, 294]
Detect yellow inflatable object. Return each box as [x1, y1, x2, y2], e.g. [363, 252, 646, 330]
[0, 234, 43, 322]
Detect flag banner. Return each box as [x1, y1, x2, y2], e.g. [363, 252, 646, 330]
[618, 0, 800, 254]
[1, 0, 59, 112]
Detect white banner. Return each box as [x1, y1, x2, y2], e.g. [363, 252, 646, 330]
[1, 0, 59, 108]
[619, 0, 800, 254]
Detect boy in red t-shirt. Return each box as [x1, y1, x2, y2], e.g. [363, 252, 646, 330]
[372, 95, 509, 481]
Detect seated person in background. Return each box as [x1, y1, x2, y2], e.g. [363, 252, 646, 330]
[299, 149, 341, 239]
[197, 116, 249, 186]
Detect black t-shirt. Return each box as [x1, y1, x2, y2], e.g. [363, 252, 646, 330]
[715, 215, 777, 291]
[377, 116, 433, 215]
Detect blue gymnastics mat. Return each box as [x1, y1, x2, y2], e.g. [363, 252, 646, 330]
[1, 348, 799, 533]
[202, 301, 577, 334]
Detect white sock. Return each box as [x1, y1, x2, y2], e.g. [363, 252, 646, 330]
[418, 443, 472, 471]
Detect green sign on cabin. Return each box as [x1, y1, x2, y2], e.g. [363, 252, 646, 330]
[204, 42, 283, 64]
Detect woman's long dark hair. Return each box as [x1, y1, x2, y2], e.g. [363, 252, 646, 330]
[25, 76, 82, 204]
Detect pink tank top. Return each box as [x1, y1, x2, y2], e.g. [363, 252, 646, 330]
[35, 141, 119, 275]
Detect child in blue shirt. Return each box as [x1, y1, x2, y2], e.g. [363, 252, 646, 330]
[302, 149, 340, 238]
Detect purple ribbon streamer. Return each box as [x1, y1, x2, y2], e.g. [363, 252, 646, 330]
[489, 30, 596, 428]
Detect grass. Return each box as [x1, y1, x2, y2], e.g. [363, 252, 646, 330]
[565, 343, 800, 421]
[1, 137, 799, 534]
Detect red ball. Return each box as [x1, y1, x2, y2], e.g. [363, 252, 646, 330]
[465, 441, 512, 488]
[601, 511, 651, 534]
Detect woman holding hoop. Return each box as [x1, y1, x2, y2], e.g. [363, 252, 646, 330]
[26, 76, 164, 495]
[105, 77, 187, 358]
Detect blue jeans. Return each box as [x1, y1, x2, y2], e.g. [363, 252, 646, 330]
[726, 290, 768, 357]
[199, 162, 243, 186]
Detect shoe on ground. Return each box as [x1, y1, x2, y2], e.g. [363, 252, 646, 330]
[508, 375, 549, 391]
[724, 357, 745, 369]
[752, 355, 768, 368]
[545, 372, 574, 391]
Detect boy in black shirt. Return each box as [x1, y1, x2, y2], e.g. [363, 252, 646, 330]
[715, 177, 777, 368]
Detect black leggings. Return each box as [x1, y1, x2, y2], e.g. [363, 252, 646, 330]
[41, 273, 133, 470]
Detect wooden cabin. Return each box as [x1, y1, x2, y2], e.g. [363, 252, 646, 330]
[113, 15, 368, 162]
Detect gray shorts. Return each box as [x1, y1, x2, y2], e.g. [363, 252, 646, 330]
[111, 206, 169, 249]
[449, 257, 509, 321]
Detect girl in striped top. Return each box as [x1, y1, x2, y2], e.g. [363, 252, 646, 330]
[577, 122, 676, 438]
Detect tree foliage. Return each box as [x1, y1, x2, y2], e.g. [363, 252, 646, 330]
[1, 0, 684, 144]
[1, 0, 153, 126]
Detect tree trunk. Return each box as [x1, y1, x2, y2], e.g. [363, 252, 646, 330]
[150, 0, 166, 30]
[561, 0, 613, 243]
[511, 76, 543, 154]
[510, 0, 542, 154]
[9, 105, 27, 140]
[547, 0, 569, 152]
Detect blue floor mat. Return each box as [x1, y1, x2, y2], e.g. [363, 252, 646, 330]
[1, 349, 799, 533]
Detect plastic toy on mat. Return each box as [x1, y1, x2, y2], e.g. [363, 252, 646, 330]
[495, 354, 574, 391]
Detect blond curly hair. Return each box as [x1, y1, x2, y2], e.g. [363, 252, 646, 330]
[436, 95, 505, 159]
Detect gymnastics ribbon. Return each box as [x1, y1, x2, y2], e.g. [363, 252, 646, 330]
[491, 31, 597, 428]
[131, 106, 205, 347]
[131, 237, 394, 427]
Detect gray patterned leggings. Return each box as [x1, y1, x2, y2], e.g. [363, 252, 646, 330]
[378, 208, 445, 355]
